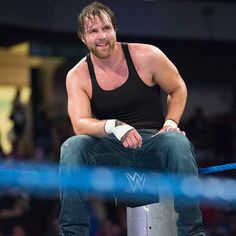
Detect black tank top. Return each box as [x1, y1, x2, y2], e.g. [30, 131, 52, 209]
[86, 43, 164, 129]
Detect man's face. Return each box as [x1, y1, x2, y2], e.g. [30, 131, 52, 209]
[81, 12, 116, 59]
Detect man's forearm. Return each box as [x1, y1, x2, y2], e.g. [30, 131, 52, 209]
[73, 118, 107, 137]
[165, 86, 187, 125]
[73, 118, 135, 143]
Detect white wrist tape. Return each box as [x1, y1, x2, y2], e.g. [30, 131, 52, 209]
[104, 119, 134, 141]
[104, 119, 116, 134]
[113, 125, 134, 141]
[164, 119, 178, 128]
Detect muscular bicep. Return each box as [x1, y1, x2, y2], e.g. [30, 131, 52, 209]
[66, 71, 92, 131]
[151, 47, 185, 94]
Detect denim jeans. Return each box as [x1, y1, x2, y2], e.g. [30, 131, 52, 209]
[59, 129, 205, 236]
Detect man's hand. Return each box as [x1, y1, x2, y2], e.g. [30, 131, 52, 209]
[121, 129, 142, 149]
[104, 119, 142, 148]
[158, 119, 185, 135]
[158, 126, 186, 136]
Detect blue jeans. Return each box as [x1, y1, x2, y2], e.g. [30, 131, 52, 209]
[59, 129, 205, 236]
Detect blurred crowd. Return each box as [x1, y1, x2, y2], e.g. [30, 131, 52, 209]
[0, 89, 236, 236]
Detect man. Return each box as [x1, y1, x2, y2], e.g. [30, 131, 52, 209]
[59, 2, 205, 235]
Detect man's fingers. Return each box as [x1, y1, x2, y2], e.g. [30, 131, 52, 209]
[123, 140, 129, 148]
[133, 132, 142, 147]
[122, 130, 142, 149]
[125, 137, 135, 148]
[158, 126, 186, 136]
[171, 127, 180, 132]
[123, 136, 137, 149]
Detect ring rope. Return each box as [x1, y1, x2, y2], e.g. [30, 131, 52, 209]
[0, 160, 236, 205]
[199, 162, 236, 174]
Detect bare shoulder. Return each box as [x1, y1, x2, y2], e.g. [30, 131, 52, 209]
[66, 57, 91, 90]
[126, 43, 179, 86]
[127, 43, 168, 76]
[128, 43, 164, 60]
[66, 57, 88, 82]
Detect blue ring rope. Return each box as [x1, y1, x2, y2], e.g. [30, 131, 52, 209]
[199, 162, 236, 174]
[0, 160, 236, 205]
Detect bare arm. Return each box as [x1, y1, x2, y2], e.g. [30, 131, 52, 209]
[66, 67, 106, 137]
[150, 46, 187, 126]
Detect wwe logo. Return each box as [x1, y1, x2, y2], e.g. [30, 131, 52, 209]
[125, 172, 146, 192]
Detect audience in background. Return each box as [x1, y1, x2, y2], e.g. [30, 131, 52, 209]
[0, 188, 29, 236]
[8, 88, 28, 160]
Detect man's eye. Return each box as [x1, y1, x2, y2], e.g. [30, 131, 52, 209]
[89, 29, 97, 34]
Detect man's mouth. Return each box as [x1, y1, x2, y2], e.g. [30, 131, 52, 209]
[96, 42, 109, 48]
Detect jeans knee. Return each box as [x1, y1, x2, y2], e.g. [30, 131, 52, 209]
[164, 132, 193, 152]
[60, 135, 97, 166]
[161, 132, 198, 172]
[160, 132, 195, 160]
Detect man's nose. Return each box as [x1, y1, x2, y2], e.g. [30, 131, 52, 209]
[98, 30, 106, 39]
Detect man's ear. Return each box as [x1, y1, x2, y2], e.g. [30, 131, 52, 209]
[80, 35, 86, 44]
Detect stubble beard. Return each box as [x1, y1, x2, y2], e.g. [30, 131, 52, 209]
[90, 40, 116, 59]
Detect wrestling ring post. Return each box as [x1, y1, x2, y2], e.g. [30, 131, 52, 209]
[125, 170, 177, 236]
[126, 162, 236, 236]
[127, 195, 177, 236]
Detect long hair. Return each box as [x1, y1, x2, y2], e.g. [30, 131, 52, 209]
[77, 1, 117, 39]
